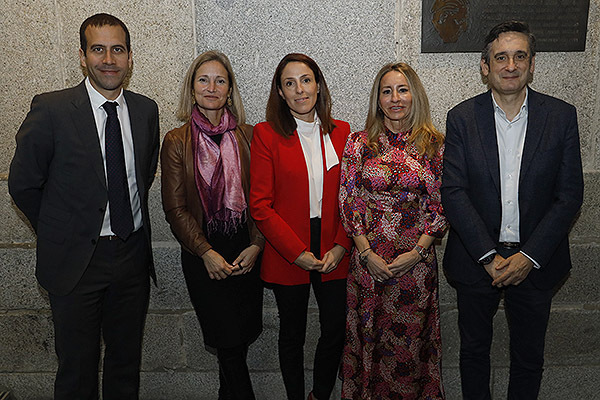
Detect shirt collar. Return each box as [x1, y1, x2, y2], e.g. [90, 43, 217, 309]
[294, 115, 321, 131]
[491, 88, 529, 122]
[85, 77, 125, 111]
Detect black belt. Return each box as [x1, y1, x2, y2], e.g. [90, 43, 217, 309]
[499, 242, 520, 249]
[99, 235, 120, 241]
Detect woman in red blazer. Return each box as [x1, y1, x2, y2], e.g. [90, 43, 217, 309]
[250, 53, 352, 400]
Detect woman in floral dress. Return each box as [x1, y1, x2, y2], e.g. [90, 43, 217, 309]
[339, 62, 447, 399]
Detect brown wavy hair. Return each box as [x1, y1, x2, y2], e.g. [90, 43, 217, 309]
[265, 53, 335, 137]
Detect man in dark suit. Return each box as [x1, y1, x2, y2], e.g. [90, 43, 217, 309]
[9, 13, 159, 399]
[441, 21, 583, 399]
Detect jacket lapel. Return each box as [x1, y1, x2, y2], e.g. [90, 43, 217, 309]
[70, 82, 107, 189]
[520, 88, 547, 181]
[475, 91, 501, 194]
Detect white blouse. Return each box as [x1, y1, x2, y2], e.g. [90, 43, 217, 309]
[295, 116, 339, 218]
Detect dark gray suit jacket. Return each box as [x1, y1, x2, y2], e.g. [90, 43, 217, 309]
[441, 88, 583, 290]
[9, 81, 160, 295]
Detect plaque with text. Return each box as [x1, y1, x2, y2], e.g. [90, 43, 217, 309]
[421, 0, 590, 53]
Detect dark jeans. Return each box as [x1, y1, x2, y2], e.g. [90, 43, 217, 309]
[49, 229, 150, 400]
[455, 248, 554, 400]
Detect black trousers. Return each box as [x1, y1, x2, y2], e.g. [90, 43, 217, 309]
[217, 344, 255, 400]
[49, 229, 150, 400]
[454, 247, 554, 400]
[271, 218, 347, 400]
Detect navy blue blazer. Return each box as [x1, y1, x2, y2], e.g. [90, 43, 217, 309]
[441, 88, 583, 290]
[9, 81, 160, 295]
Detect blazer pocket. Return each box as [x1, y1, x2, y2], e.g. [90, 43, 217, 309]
[37, 220, 67, 244]
[37, 204, 71, 244]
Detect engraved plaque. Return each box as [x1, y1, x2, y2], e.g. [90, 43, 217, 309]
[421, 0, 590, 53]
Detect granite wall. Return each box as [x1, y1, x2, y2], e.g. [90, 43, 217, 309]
[1, 0, 599, 399]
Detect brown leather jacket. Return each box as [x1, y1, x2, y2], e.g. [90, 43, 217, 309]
[160, 122, 264, 256]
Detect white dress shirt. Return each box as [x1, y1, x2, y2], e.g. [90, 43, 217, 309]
[85, 77, 143, 236]
[480, 89, 539, 268]
[494, 91, 528, 244]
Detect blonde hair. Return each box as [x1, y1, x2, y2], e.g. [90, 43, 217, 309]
[176, 50, 246, 124]
[365, 62, 443, 158]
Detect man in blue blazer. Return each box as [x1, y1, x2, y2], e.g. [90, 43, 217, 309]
[9, 13, 159, 399]
[442, 21, 583, 399]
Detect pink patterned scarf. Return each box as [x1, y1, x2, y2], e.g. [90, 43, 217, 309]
[190, 106, 246, 236]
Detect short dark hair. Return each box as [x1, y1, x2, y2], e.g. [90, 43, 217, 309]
[265, 53, 335, 137]
[481, 20, 536, 64]
[80, 13, 130, 55]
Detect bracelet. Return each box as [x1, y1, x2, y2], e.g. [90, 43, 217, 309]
[359, 247, 371, 256]
[359, 248, 371, 266]
[413, 244, 428, 260]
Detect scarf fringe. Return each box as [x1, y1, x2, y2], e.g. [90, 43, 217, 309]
[206, 209, 247, 237]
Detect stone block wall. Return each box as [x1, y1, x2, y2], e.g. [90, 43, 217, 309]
[1, 0, 599, 399]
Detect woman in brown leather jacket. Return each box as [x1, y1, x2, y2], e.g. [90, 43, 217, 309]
[161, 50, 264, 400]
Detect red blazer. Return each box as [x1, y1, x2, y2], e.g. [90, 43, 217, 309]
[250, 120, 352, 285]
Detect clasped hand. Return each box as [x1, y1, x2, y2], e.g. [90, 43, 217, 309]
[201, 244, 261, 280]
[364, 249, 421, 282]
[484, 253, 534, 287]
[294, 245, 346, 274]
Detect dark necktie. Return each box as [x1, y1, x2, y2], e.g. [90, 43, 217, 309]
[102, 101, 134, 240]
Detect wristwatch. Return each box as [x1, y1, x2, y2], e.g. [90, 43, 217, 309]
[413, 244, 428, 260]
[479, 253, 496, 266]
[359, 248, 371, 266]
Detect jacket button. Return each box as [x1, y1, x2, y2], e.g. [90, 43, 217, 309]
[91, 239, 97, 245]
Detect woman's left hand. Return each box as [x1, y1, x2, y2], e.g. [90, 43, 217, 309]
[231, 244, 261, 275]
[320, 244, 346, 274]
[388, 249, 421, 278]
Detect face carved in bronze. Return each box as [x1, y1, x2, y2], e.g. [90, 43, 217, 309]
[431, 0, 469, 43]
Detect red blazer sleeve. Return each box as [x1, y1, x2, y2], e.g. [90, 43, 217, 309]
[249, 123, 307, 263]
[327, 122, 352, 252]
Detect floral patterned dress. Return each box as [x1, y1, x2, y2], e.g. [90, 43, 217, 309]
[339, 128, 447, 400]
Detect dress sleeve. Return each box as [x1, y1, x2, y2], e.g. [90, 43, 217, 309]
[339, 131, 368, 237]
[419, 143, 448, 238]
